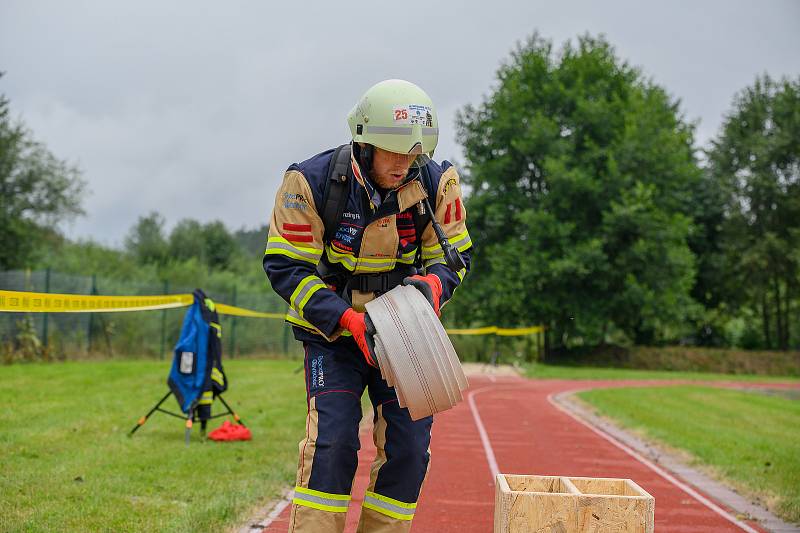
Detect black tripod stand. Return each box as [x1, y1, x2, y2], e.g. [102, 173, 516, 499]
[129, 390, 245, 445]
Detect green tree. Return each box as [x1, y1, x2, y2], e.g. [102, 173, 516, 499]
[454, 34, 702, 349]
[168, 219, 206, 262]
[0, 78, 86, 269]
[234, 223, 269, 257]
[707, 75, 800, 350]
[167, 218, 241, 270]
[201, 220, 240, 270]
[124, 212, 168, 265]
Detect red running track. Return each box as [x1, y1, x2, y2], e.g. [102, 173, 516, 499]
[262, 375, 796, 532]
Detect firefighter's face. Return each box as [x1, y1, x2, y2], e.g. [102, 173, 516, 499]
[369, 146, 416, 189]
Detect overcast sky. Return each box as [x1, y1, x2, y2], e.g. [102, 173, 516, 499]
[1, 0, 798, 245]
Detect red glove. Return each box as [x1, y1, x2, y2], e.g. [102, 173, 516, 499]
[339, 308, 378, 367]
[403, 274, 443, 316]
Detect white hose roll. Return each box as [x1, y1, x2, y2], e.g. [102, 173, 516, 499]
[365, 285, 468, 420]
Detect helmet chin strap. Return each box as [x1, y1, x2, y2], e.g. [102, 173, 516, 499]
[353, 142, 373, 174]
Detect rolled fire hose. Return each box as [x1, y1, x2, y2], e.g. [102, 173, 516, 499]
[365, 285, 468, 420]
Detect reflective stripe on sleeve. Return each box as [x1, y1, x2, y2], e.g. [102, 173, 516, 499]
[211, 367, 224, 386]
[397, 248, 418, 265]
[286, 307, 320, 332]
[292, 486, 351, 513]
[362, 491, 416, 521]
[285, 308, 352, 338]
[265, 236, 322, 264]
[450, 230, 472, 252]
[421, 230, 472, 260]
[290, 276, 327, 317]
[423, 257, 446, 269]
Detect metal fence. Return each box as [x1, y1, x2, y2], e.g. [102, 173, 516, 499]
[0, 269, 303, 361]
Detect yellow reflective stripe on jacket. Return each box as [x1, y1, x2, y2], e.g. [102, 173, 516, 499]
[210, 322, 222, 338]
[450, 229, 472, 252]
[265, 236, 323, 265]
[289, 275, 327, 317]
[211, 367, 224, 387]
[362, 491, 416, 521]
[198, 391, 213, 405]
[421, 229, 472, 259]
[396, 248, 418, 265]
[423, 258, 466, 282]
[285, 312, 313, 331]
[325, 245, 357, 271]
[326, 245, 400, 273]
[285, 307, 317, 330]
[423, 257, 446, 269]
[354, 256, 396, 273]
[292, 486, 351, 513]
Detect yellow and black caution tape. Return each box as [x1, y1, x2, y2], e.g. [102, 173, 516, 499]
[444, 325, 544, 336]
[214, 303, 284, 319]
[0, 289, 543, 335]
[0, 290, 193, 313]
[0, 289, 282, 318]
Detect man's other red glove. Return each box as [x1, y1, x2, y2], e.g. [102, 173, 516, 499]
[339, 308, 378, 367]
[403, 274, 443, 316]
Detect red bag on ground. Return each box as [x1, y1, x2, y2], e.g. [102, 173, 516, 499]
[208, 420, 252, 441]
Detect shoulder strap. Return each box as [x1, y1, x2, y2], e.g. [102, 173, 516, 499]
[412, 164, 435, 267]
[412, 164, 434, 241]
[321, 144, 352, 243]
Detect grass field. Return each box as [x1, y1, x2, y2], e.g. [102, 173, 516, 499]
[1, 359, 307, 533]
[4, 359, 799, 531]
[524, 362, 800, 382]
[578, 385, 800, 523]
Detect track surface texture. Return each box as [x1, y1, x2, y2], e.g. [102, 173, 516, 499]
[258, 372, 799, 532]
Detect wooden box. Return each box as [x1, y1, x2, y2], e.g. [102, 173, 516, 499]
[494, 474, 654, 533]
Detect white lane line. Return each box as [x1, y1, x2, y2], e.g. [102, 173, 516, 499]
[467, 385, 500, 480]
[548, 390, 760, 533]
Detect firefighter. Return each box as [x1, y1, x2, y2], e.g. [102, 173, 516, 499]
[263, 79, 472, 532]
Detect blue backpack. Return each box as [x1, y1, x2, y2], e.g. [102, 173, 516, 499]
[168, 289, 227, 416]
[130, 289, 244, 443]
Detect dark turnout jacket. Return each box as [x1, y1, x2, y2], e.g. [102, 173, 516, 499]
[263, 146, 472, 342]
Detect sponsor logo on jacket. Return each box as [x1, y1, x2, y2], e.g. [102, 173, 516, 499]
[443, 177, 458, 195]
[283, 192, 309, 211]
[334, 225, 358, 245]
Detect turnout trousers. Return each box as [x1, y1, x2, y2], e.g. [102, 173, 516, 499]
[289, 337, 433, 533]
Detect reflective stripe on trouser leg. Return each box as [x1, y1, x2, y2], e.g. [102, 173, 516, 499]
[290, 341, 367, 533]
[356, 400, 432, 532]
[292, 486, 350, 512]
